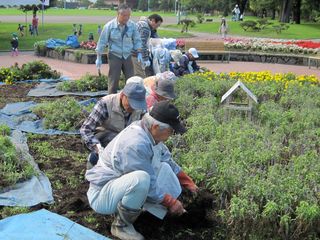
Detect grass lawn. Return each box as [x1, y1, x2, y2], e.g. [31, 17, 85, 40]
[1, 23, 192, 51]
[0, 8, 177, 17]
[165, 16, 320, 39]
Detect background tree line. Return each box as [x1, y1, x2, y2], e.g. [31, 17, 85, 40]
[47, 0, 319, 24]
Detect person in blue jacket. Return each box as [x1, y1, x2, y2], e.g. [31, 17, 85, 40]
[95, 4, 142, 94]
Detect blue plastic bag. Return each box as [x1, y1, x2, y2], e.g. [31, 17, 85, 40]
[66, 35, 80, 48]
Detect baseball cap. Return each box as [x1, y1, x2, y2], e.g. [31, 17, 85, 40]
[188, 48, 199, 58]
[154, 79, 176, 99]
[126, 76, 144, 85]
[123, 82, 147, 110]
[150, 101, 186, 134]
[156, 71, 178, 81]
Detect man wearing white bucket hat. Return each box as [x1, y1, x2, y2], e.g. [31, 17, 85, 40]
[173, 47, 200, 77]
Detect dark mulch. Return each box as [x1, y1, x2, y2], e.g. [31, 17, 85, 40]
[0, 83, 220, 240]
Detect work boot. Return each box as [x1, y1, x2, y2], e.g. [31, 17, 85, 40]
[111, 202, 144, 240]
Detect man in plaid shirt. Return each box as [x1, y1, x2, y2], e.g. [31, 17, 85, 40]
[133, 14, 163, 78]
[80, 82, 147, 169]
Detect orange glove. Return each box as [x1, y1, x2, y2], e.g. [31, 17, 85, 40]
[161, 194, 185, 216]
[177, 170, 198, 193]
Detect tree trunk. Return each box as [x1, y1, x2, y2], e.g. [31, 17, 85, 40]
[280, 0, 293, 23]
[271, 8, 276, 20]
[292, 0, 301, 24]
[239, 0, 248, 15]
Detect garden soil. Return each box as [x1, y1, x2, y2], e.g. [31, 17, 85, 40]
[0, 83, 220, 240]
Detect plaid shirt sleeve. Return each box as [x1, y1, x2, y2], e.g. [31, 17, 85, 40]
[80, 99, 109, 150]
[136, 20, 151, 61]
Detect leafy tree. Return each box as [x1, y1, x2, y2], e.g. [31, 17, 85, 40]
[78, 0, 91, 8]
[280, 0, 293, 23]
[159, 0, 174, 12]
[138, 0, 148, 11]
[94, 0, 107, 8]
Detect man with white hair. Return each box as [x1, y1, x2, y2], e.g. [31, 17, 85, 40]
[173, 47, 200, 77]
[95, 4, 142, 94]
[85, 101, 198, 240]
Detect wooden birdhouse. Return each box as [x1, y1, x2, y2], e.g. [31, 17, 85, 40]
[221, 80, 258, 120]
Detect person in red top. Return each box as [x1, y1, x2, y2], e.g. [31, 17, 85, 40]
[32, 14, 39, 36]
[146, 78, 176, 110]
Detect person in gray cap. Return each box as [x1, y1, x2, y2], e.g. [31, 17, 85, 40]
[173, 47, 200, 77]
[85, 101, 198, 240]
[146, 78, 176, 110]
[80, 82, 147, 169]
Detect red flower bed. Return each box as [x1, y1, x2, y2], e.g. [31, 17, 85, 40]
[80, 41, 97, 50]
[272, 40, 320, 49]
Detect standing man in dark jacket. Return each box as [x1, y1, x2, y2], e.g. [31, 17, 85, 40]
[133, 14, 163, 78]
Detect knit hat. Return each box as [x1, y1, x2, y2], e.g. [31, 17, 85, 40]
[150, 101, 186, 134]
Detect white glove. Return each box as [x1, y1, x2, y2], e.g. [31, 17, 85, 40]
[95, 55, 102, 69]
[96, 143, 104, 155]
[143, 60, 151, 68]
[137, 52, 143, 63]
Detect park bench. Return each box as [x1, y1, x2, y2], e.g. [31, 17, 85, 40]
[308, 56, 320, 69]
[183, 40, 230, 62]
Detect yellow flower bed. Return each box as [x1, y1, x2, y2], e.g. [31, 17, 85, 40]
[196, 71, 319, 89]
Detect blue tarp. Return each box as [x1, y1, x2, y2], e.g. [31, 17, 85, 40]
[46, 38, 67, 49]
[0, 130, 54, 207]
[0, 99, 97, 135]
[0, 77, 70, 85]
[0, 209, 110, 240]
[27, 81, 108, 97]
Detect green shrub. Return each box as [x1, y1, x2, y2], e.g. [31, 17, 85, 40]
[196, 14, 204, 24]
[240, 20, 260, 31]
[31, 97, 94, 131]
[0, 130, 36, 190]
[0, 61, 61, 84]
[57, 74, 108, 92]
[172, 73, 320, 239]
[34, 40, 47, 56]
[0, 124, 10, 136]
[19, 61, 61, 80]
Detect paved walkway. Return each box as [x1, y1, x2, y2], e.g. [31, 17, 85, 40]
[1, 51, 318, 80]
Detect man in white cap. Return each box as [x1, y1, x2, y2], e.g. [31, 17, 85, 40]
[85, 101, 198, 240]
[173, 47, 200, 77]
[80, 82, 147, 169]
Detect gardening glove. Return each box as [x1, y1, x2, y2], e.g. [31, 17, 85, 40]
[95, 55, 102, 69]
[161, 194, 186, 216]
[177, 170, 199, 193]
[143, 59, 151, 68]
[94, 143, 104, 155]
[137, 52, 143, 63]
